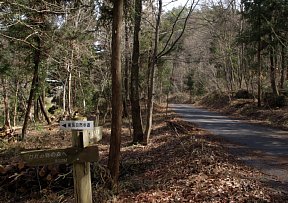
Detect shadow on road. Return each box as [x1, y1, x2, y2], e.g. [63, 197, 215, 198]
[171, 104, 288, 194]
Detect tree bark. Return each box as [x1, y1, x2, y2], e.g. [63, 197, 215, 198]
[34, 98, 40, 122]
[123, 0, 131, 118]
[1, 77, 12, 130]
[67, 54, 73, 116]
[280, 44, 287, 88]
[38, 96, 51, 124]
[257, 4, 262, 107]
[257, 39, 262, 107]
[269, 35, 279, 96]
[22, 36, 41, 139]
[78, 71, 86, 113]
[144, 0, 162, 145]
[13, 79, 19, 127]
[130, 0, 144, 143]
[63, 79, 67, 115]
[108, 0, 123, 190]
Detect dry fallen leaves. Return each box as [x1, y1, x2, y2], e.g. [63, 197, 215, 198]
[115, 119, 287, 202]
[0, 111, 287, 202]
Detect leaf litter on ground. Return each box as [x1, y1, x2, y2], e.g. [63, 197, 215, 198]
[115, 116, 287, 203]
[0, 108, 287, 202]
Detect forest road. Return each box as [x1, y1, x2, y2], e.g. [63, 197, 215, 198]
[170, 104, 288, 193]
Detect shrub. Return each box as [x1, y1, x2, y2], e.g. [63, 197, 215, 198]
[168, 93, 190, 104]
[234, 89, 253, 99]
[263, 92, 287, 107]
[200, 91, 230, 108]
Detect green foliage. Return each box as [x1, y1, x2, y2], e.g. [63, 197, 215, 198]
[33, 122, 44, 132]
[241, 0, 288, 45]
[98, 1, 113, 26]
[0, 109, 4, 126]
[185, 72, 195, 91]
[156, 60, 172, 93]
[185, 71, 206, 96]
[195, 82, 205, 96]
[159, 7, 189, 55]
[0, 53, 10, 74]
[0, 0, 105, 123]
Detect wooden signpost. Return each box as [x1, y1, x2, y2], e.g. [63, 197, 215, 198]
[21, 146, 99, 166]
[21, 117, 101, 203]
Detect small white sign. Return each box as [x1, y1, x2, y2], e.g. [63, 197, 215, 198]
[60, 121, 94, 130]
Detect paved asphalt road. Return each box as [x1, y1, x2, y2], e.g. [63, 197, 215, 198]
[171, 104, 288, 192]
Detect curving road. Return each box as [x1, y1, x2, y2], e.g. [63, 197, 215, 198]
[171, 104, 288, 192]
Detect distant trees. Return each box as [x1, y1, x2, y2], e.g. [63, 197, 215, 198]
[126, 0, 199, 144]
[1, 0, 287, 191]
[0, 0, 107, 136]
[241, 0, 288, 105]
[173, 0, 288, 106]
[1, 1, 58, 138]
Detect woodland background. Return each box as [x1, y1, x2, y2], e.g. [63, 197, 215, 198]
[0, 0, 288, 202]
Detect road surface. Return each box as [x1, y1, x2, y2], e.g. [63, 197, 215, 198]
[171, 104, 288, 193]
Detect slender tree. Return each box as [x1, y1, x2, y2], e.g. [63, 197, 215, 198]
[131, 0, 144, 143]
[143, 0, 162, 144]
[144, 0, 197, 144]
[108, 0, 123, 189]
[123, 0, 132, 118]
[1, 77, 12, 131]
[22, 35, 41, 139]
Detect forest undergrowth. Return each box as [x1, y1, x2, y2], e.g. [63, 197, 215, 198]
[0, 105, 287, 202]
[198, 93, 288, 130]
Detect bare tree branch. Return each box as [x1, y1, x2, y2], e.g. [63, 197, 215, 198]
[5, 1, 67, 15]
[0, 32, 38, 49]
[158, 0, 190, 57]
[157, 0, 200, 58]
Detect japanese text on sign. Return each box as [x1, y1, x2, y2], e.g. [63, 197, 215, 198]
[60, 121, 94, 130]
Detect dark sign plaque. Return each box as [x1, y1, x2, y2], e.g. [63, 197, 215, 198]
[21, 145, 99, 166]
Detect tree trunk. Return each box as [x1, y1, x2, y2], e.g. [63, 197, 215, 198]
[13, 79, 19, 127]
[1, 77, 11, 130]
[123, 0, 131, 118]
[257, 40, 262, 107]
[269, 35, 279, 96]
[63, 79, 67, 114]
[22, 36, 41, 140]
[238, 0, 245, 90]
[38, 96, 51, 124]
[73, 74, 77, 110]
[67, 50, 73, 116]
[280, 44, 287, 89]
[256, 2, 262, 107]
[78, 71, 86, 112]
[144, 0, 162, 145]
[68, 67, 72, 116]
[34, 99, 40, 122]
[130, 0, 144, 143]
[108, 0, 123, 190]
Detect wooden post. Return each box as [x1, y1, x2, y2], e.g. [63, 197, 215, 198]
[72, 117, 92, 203]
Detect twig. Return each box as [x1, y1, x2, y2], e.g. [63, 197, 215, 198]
[168, 122, 189, 153]
[36, 166, 42, 191]
[54, 170, 72, 181]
